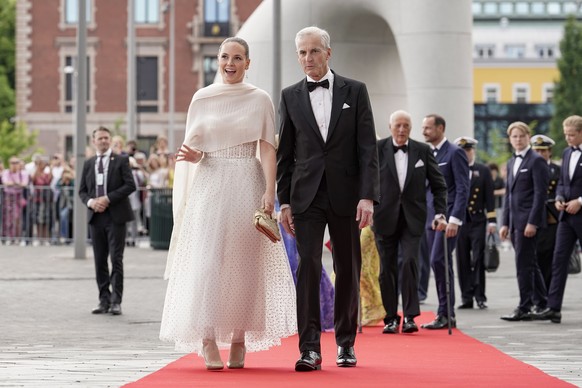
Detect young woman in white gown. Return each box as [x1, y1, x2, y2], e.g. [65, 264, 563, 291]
[159, 37, 297, 370]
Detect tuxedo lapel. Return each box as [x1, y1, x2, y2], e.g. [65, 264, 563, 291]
[326, 76, 348, 142]
[382, 138, 399, 188]
[403, 141, 418, 191]
[107, 154, 117, 186]
[86, 156, 97, 195]
[294, 81, 325, 145]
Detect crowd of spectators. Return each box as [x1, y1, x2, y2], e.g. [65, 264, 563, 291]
[0, 135, 175, 246]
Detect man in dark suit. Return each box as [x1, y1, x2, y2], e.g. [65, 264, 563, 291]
[499, 122, 549, 321]
[277, 26, 379, 371]
[453, 137, 497, 310]
[373, 110, 447, 335]
[533, 115, 582, 324]
[79, 126, 136, 316]
[531, 134, 560, 293]
[420, 114, 470, 330]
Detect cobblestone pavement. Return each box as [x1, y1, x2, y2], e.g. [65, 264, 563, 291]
[0, 243, 581, 387]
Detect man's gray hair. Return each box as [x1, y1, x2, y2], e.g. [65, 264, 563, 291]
[389, 110, 412, 125]
[295, 26, 331, 50]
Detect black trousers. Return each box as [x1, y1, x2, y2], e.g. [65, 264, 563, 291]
[510, 228, 547, 312]
[89, 211, 127, 305]
[426, 228, 458, 317]
[375, 208, 421, 322]
[536, 222, 557, 291]
[293, 188, 361, 353]
[456, 220, 486, 304]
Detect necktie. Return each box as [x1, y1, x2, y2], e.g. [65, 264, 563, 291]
[469, 165, 475, 171]
[514, 153, 523, 158]
[307, 79, 330, 92]
[393, 144, 408, 153]
[97, 155, 105, 197]
[572, 146, 581, 152]
[433, 148, 439, 157]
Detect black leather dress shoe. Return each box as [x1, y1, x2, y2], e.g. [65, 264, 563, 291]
[402, 317, 418, 333]
[91, 303, 110, 314]
[476, 301, 488, 310]
[382, 316, 400, 334]
[295, 351, 322, 372]
[500, 308, 531, 321]
[458, 301, 474, 309]
[531, 307, 561, 323]
[336, 346, 357, 367]
[109, 303, 122, 315]
[421, 315, 456, 330]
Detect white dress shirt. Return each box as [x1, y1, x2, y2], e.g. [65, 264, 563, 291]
[512, 146, 530, 177]
[569, 147, 581, 180]
[87, 149, 112, 208]
[307, 70, 333, 142]
[392, 140, 408, 191]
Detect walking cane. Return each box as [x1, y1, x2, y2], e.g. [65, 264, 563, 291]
[443, 231, 453, 335]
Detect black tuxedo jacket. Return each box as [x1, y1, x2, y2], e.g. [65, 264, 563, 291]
[79, 153, 136, 224]
[277, 71, 379, 216]
[503, 148, 548, 230]
[373, 137, 446, 237]
[556, 148, 582, 225]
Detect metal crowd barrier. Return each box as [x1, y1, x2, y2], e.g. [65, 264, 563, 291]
[0, 185, 173, 248]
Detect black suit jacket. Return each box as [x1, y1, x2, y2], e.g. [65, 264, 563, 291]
[373, 137, 446, 236]
[78, 153, 136, 224]
[556, 148, 582, 225]
[503, 148, 548, 230]
[277, 71, 379, 216]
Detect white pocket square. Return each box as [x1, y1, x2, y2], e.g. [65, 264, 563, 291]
[415, 160, 424, 168]
[520, 168, 528, 172]
[342, 103, 350, 109]
[438, 162, 448, 166]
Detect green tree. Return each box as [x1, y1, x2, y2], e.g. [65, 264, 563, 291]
[0, 0, 16, 123]
[0, 120, 41, 165]
[550, 15, 582, 154]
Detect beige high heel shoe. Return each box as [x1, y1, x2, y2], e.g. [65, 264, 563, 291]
[227, 342, 246, 369]
[202, 340, 224, 370]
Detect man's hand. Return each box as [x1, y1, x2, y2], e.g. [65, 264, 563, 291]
[524, 223, 537, 238]
[91, 196, 110, 213]
[487, 224, 497, 235]
[499, 225, 509, 241]
[432, 218, 447, 232]
[564, 199, 582, 215]
[280, 207, 295, 237]
[356, 199, 374, 229]
[445, 223, 459, 238]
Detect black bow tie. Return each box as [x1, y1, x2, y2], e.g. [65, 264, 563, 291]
[514, 153, 523, 158]
[307, 79, 330, 92]
[572, 146, 581, 152]
[393, 144, 407, 153]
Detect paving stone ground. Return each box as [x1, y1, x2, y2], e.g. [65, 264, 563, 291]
[0, 242, 581, 387]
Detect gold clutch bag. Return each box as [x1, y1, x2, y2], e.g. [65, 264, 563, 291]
[254, 208, 281, 243]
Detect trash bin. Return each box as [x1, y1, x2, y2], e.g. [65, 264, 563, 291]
[149, 188, 173, 250]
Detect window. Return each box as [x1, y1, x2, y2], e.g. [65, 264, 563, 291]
[499, 2, 513, 14]
[483, 2, 498, 14]
[483, 84, 500, 103]
[472, 3, 482, 14]
[543, 84, 554, 103]
[475, 45, 495, 59]
[136, 56, 159, 113]
[505, 44, 525, 59]
[531, 2, 545, 14]
[64, 56, 91, 113]
[515, 2, 529, 14]
[547, 2, 561, 15]
[204, 0, 230, 37]
[564, 2, 579, 14]
[513, 84, 530, 103]
[203, 56, 219, 86]
[536, 45, 556, 59]
[135, 0, 160, 24]
[65, 0, 92, 24]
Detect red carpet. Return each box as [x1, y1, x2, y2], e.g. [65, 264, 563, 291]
[126, 313, 572, 387]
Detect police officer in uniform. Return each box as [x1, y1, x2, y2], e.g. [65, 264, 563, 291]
[454, 137, 496, 310]
[531, 134, 560, 295]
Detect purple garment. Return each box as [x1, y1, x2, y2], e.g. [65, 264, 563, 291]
[280, 224, 335, 331]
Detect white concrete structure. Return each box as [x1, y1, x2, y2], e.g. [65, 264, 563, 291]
[237, 0, 473, 139]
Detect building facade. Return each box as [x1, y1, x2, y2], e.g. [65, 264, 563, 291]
[15, 0, 261, 157]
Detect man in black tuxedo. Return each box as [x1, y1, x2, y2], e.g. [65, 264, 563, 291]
[533, 115, 582, 323]
[420, 114, 470, 330]
[499, 122, 548, 321]
[531, 134, 560, 292]
[277, 26, 379, 371]
[79, 126, 136, 316]
[373, 110, 446, 335]
[453, 137, 496, 310]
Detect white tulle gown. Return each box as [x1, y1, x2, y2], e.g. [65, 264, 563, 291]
[159, 142, 297, 355]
